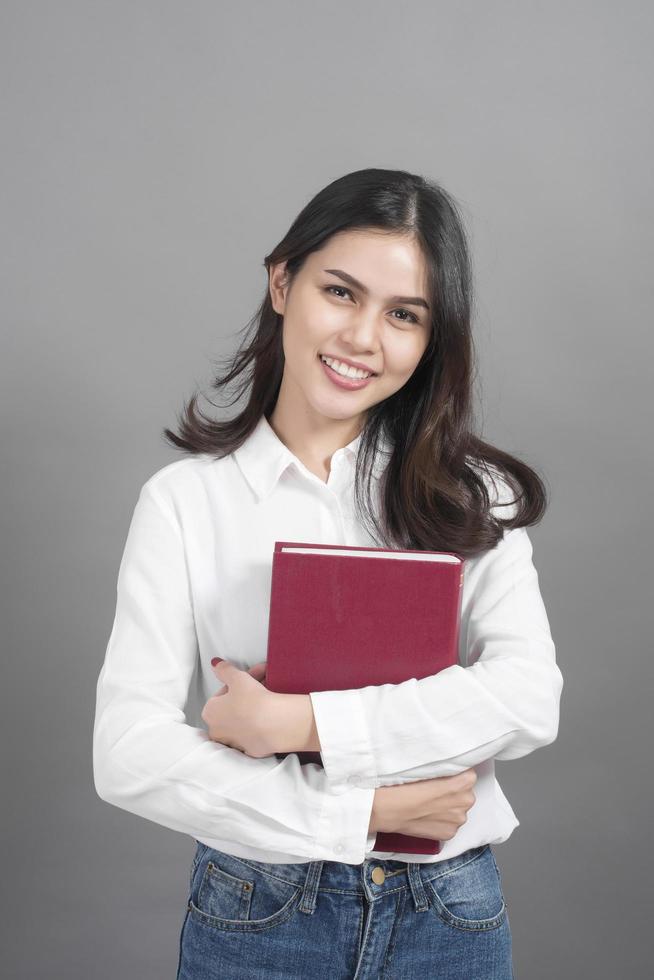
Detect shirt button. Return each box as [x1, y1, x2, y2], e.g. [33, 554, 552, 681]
[335, 844, 344, 854]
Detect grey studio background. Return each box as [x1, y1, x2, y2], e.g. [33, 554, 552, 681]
[2, 2, 652, 978]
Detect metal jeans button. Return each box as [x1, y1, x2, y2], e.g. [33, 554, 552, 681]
[371, 866, 386, 885]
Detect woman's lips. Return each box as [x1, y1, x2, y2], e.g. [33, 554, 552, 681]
[318, 354, 376, 390]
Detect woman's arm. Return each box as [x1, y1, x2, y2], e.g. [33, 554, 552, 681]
[296, 520, 563, 794]
[93, 481, 376, 863]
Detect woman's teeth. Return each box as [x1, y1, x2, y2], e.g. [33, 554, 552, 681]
[320, 355, 372, 380]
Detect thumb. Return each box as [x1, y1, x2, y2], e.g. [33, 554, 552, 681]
[211, 658, 237, 683]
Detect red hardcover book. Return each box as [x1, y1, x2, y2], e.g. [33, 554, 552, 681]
[264, 540, 465, 856]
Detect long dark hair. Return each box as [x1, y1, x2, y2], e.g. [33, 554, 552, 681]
[163, 167, 549, 559]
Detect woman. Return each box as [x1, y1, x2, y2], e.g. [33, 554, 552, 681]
[93, 167, 563, 979]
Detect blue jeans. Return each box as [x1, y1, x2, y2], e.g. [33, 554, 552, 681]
[176, 841, 514, 979]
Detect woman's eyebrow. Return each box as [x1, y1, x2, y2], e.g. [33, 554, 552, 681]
[323, 268, 430, 311]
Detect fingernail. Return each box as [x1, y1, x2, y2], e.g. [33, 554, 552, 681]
[211, 657, 223, 666]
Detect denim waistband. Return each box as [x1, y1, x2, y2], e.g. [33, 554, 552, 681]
[199, 843, 492, 916]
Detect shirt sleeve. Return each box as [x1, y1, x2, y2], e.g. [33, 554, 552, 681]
[93, 481, 376, 863]
[309, 518, 564, 794]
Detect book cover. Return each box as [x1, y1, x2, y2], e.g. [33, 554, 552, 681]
[264, 540, 465, 856]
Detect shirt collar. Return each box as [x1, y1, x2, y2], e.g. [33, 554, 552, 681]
[233, 414, 369, 502]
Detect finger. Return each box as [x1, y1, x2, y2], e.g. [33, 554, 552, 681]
[248, 662, 267, 682]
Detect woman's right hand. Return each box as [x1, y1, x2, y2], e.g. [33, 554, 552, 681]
[369, 768, 478, 842]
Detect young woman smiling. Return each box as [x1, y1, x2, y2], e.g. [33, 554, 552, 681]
[93, 168, 562, 979]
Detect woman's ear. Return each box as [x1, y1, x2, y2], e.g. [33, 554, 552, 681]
[269, 260, 289, 316]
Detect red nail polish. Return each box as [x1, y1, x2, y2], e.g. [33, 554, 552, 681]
[211, 657, 223, 666]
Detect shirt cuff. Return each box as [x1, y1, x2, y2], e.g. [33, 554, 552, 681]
[313, 782, 377, 863]
[309, 688, 377, 793]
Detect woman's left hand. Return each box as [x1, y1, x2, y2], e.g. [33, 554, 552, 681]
[201, 659, 278, 758]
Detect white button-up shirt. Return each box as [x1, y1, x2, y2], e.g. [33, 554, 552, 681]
[93, 414, 563, 865]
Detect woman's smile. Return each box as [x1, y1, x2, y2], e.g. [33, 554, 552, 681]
[318, 352, 377, 390]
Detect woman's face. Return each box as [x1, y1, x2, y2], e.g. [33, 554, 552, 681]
[269, 229, 432, 432]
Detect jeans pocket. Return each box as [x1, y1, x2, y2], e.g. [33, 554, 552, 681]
[189, 848, 303, 933]
[425, 845, 507, 932]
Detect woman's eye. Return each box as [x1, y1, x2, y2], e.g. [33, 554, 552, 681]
[324, 286, 419, 325]
[325, 285, 352, 299]
[392, 309, 419, 325]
